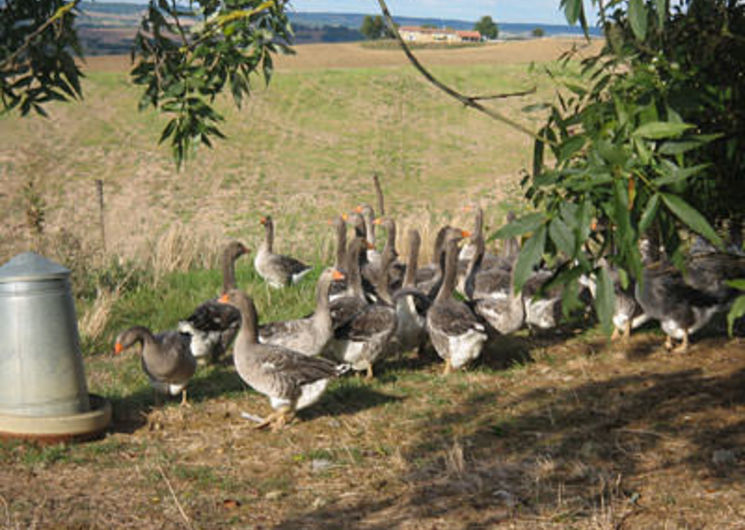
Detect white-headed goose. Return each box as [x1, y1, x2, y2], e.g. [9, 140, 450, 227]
[254, 215, 312, 288]
[114, 326, 197, 406]
[426, 237, 488, 374]
[218, 289, 350, 431]
[259, 268, 345, 356]
[178, 240, 248, 363]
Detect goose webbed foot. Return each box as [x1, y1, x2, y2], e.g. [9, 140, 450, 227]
[623, 320, 632, 342]
[365, 364, 374, 380]
[179, 389, 191, 408]
[442, 358, 453, 376]
[671, 332, 690, 354]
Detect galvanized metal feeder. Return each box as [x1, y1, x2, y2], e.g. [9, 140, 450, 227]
[0, 252, 111, 442]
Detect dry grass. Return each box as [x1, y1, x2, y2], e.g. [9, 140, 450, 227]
[3, 333, 745, 528]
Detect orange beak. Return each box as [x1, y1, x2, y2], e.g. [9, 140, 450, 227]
[354, 205, 363, 213]
[114, 342, 124, 355]
[373, 217, 383, 225]
[331, 269, 345, 281]
[341, 213, 349, 221]
[259, 216, 267, 225]
[461, 230, 472, 238]
[365, 240, 375, 250]
[590, 220, 598, 231]
[218, 293, 230, 304]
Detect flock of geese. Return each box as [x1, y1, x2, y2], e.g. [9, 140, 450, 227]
[114, 198, 745, 431]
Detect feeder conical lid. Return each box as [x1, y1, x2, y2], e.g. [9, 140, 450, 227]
[0, 252, 70, 283]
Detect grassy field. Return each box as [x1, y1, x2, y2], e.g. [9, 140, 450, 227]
[1, 39, 745, 529]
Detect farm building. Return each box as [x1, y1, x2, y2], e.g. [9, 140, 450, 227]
[399, 26, 482, 43]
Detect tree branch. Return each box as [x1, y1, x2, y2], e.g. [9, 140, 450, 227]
[0, 0, 80, 71]
[375, 0, 555, 146]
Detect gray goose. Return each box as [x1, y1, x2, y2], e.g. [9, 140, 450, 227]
[355, 203, 381, 267]
[327, 215, 348, 301]
[390, 229, 429, 355]
[464, 232, 525, 335]
[416, 225, 470, 298]
[327, 240, 398, 379]
[254, 215, 312, 288]
[635, 260, 725, 352]
[372, 216, 406, 290]
[114, 326, 197, 406]
[426, 237, 488, 374]
[328, 237, 374, 333]
[635, 240, 745, 352]
[218, 289, 349, 431]
[259, 268, 345, 356]
[178, 240, 249, 364]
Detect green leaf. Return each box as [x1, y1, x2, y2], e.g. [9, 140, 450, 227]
[726, 279, 745, 291]
[629, 0, 649, 40]
[490, 213, 546, 241]
[638, 193, 660, 235]
[653, 162, 709, 187]
[514, 224, 547, 292]
[655, 0, 667, 28]
[657, 133, 722, 155]
[660, 193, 723, 248]
[595, 266, 615, 337]
[632, 121, 694, 139]
[562, 0, 582, 25]
[549, 217, 574, 257]
[558, 135, 586, 160]
[727, 295, 745, 337]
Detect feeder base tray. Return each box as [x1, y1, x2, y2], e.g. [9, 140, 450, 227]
[0, 394, 112, 444]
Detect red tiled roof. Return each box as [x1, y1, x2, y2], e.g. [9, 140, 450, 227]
[456, 30, 481, 39]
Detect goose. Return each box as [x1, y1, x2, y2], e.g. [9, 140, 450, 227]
[459, 206, 515, 278]
[416, 225, 470, 298]
[328, 237, 374, 332]
[178, 240, 249, 364]
[254, 215, 312, 288]
[114, 326, 197, 406]
[634, 235, 745, 352]
[523, 271, 561, 330]
[218, 289, 350, 431]
[426, 237, 488, 374]
[390, 229, 429, 356]
[372, 216, 406, 290]
[326, 242, 398, 379]
[635, 260, 726, 352]
[328, 215, 349, 302]
[355, 203, 381, 266]
[258, 268, 345, 356]
[464, 232, 525, 335]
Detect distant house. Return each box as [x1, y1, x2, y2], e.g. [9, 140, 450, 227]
[399, 26, 482, 44]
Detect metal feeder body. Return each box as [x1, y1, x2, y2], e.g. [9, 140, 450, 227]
[0, 252, 110, 442]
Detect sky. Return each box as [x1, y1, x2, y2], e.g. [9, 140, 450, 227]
[288, 0, 598, 25]
[95, 0, 600, 26]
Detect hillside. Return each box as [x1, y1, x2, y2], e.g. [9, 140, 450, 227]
[75, 2, 601, 54]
